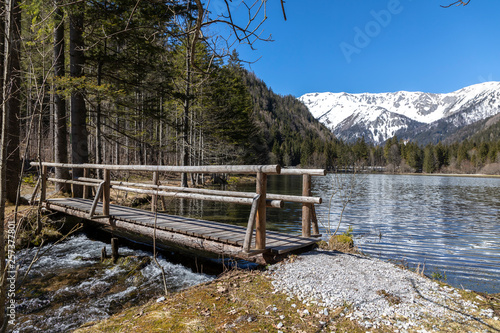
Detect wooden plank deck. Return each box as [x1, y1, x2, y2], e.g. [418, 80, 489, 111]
[44, 198, 318, 264]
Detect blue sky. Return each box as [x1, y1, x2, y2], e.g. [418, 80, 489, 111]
[225, 0, 500, 97]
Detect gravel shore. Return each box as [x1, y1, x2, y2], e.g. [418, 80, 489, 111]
[268, 249, 499, 332]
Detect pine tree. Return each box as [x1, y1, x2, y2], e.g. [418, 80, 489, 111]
[423, 145, 436, 173]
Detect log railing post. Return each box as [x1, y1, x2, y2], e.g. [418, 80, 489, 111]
[103, 168, 110, 216]
[40, 165, 47, 203]
[311, 205, 320, 236]
[242, 194, 260, 253]
[255, 172, 267, 250]
[83, 168, 89, 199]
[152, 171, 159, 212]
[302, 174, 312, 237]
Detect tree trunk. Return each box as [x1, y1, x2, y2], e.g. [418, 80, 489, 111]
[70, 8, 88, 197]
[95, 58, 103, 178]
[5, 0, 20, 204]
[1, 1, 18, 329]
[53, 2, 70, 193]
[181, 36, 191, 188]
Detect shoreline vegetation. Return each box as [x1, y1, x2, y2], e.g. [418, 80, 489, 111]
[72, 251, 500, 333]
[363, 170, 500, 178]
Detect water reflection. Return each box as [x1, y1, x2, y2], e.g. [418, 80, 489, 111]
[153, 174, 499, 293]
[314, 174, 500, 294]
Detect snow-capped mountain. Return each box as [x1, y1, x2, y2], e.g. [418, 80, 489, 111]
[299, 81, 500, 144]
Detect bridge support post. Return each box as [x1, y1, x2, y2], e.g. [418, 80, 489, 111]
[302, 174, 312, 237]
[311, 205, 320, 236]
[83, 168, 89, 199]
[152, 171, 159, 212]
[111, 237, 119, 262]
[40, 165, 47, 203]
[103, 169, 110, 216]
[255, 172, 267, 250]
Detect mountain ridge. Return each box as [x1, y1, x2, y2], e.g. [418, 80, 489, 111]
[299, 81, 500, 145]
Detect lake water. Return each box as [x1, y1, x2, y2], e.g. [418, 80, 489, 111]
[313, 174, 500, 294]
[169, 173, 500, 294]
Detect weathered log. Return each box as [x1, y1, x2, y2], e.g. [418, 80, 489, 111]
[243, 195, 260, 253]
[106, 180, 321, 205]
[302, 174, 312, 237]
[311, 204, 320, 236]
[151, 171, 159, 212]
[110, 185, 283, 208]
[41, 165, 47, 202]
[280, 168, 326, 176]
[31, 162, 281, 175]
[101, 246, 107, 261]
[110, 219, 269, 265]
[255, 172, 267, 250]
[83, 168, 89, 199]
[103, 169, 110, 216]
[47, 178, 100, 187]
[89, 181, 104, 218]
[111, 237, 119, 262]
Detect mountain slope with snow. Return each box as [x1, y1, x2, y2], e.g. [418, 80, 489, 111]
[299, 82, 500, 144]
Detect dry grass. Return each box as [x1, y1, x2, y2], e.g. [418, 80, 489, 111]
[73, 266, 500, 332]
[74, 269, 359, 333]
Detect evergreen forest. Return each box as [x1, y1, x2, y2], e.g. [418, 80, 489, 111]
[1, 0, 499, 207]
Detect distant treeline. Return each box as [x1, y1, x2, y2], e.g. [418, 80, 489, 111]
[287, 134, 500, 174]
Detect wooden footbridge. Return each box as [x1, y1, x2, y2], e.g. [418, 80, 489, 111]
[31, 163, 326, 265]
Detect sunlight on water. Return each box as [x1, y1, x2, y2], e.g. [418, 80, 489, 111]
[314, 174, 500, 294]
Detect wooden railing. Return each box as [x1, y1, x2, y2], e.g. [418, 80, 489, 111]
[31, 162, 325, 253]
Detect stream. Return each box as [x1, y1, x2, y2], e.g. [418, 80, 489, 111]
[14, 233, 214, 332]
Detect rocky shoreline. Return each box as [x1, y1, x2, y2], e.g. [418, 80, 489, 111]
[268, 249, 499, 332]
[74, 248, 499, 332]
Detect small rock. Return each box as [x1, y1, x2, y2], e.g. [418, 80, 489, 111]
[217, 285, 228, 293]
[156, 296, 165, 303]
[291, 304, 297, 308]
[277, 322, 284, 329]
[323, 309, 329, 316]
[303, 309, 310, 316]
[279, 315, 285, 320]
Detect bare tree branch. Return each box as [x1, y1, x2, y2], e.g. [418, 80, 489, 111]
[441, 0, 471, 8]
[281, 0, 287, 21]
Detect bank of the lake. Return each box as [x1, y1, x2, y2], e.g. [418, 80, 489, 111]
[75, 249, 500, 333]
[162, 173, 500, 294]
